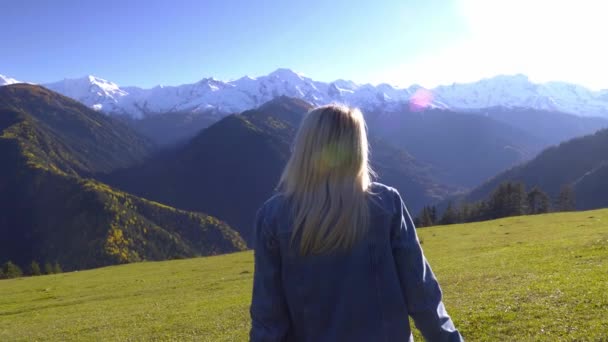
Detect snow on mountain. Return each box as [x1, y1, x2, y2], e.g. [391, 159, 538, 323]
[0, 74, 20, 86]
[3, 69, 608, 118]
[44, 76, 129, 114]
[36, 68, 443, 118]
[434, 74, 608, 117]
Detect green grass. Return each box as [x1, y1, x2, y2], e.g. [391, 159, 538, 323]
[1, 209, 607, 341]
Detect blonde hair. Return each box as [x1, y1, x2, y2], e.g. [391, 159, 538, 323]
[279, 104, 373, 255]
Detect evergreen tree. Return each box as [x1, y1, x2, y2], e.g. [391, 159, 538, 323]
[44, 262, 54, 275]
[430, 206, 438, 224]
[468, 200, 490, 222]
[558, 184, 576, 211]
[479, 200, 492, 221]
[29, 261, 42, 276]
[508, 182, 527, 216]
[488, 182, 509, 218]
[418, 206, 434, 227]
[459, 202, 471, 222]
[422, 207, 435, 227]
[527, 187, 551, 214]
[488, 181, 527, 218]
[440, 202, 459, 225]
[3, 261, 23, 278]
[53, 262, 63, 274]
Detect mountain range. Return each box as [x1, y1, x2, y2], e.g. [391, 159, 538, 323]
[2, 80, 608, 272]
[3, 69, 608, 118]
[6, 69, 602, 189]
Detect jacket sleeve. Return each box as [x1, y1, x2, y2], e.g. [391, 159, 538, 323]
[390, 189, 463, 342]
[250, 205, 291, 342]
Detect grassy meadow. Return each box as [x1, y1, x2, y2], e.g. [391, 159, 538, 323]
[1, 209, 607, 341]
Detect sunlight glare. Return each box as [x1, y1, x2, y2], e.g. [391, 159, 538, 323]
[409, 88, 435, 112]
[379, 0, 608, 90]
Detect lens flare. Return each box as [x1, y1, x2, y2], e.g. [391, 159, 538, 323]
[409, 88, 434, 112]
[315, 143, 351, 173]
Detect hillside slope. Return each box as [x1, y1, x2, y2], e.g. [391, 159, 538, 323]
[0, 86, 246, 270]
[0, 84, 154, 175]
[465, 128, 608, 209]
[1, 209, 606, 341]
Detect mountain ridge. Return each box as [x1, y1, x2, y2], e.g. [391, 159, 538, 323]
[3, 70, 608, 118]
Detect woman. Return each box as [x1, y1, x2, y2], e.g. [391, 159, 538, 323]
[250, 105, 462, 341]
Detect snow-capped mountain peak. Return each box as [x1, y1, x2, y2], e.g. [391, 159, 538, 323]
[86, 75, 125, 92]
[44, 75, 129, 112]
[0, 74, 20, 86]
[433, 74, 608, 116]
[268, 68, 306, 80]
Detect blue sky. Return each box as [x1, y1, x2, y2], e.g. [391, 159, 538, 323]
[2, 0, 607, 89]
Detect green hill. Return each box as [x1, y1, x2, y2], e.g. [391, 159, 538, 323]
[1, 209, 606, 341]
[0, 85, 246, 271]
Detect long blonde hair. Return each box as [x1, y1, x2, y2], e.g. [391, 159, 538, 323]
[279, 104, 373, 255]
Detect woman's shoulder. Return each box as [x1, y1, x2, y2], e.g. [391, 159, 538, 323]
[369, 182, 397, 194]
[370, 182, 404, 201]
[258, 192, 285, 212]
[368, 182, 401, 214]
[257, 192, 289, 224]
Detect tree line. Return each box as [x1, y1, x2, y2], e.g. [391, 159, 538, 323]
[0, 260, 62, 279]
[415, 182, 576, 227]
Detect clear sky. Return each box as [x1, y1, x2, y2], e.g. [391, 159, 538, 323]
[2, 0, 607, 89]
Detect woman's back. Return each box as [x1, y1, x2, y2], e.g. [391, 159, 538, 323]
[250, 183, 462, 341]
[249, 105, 461, 341]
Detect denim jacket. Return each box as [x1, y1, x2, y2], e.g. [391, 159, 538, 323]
[250, 182, 463, 342]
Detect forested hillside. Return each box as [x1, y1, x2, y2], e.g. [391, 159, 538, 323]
[0, 85, 246, 271]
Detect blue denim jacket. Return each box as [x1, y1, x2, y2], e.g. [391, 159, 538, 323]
[250, 183, 463, 341]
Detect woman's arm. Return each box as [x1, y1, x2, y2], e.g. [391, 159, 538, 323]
[250, 206, 291, 342]
[390, 189, 463, 341]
